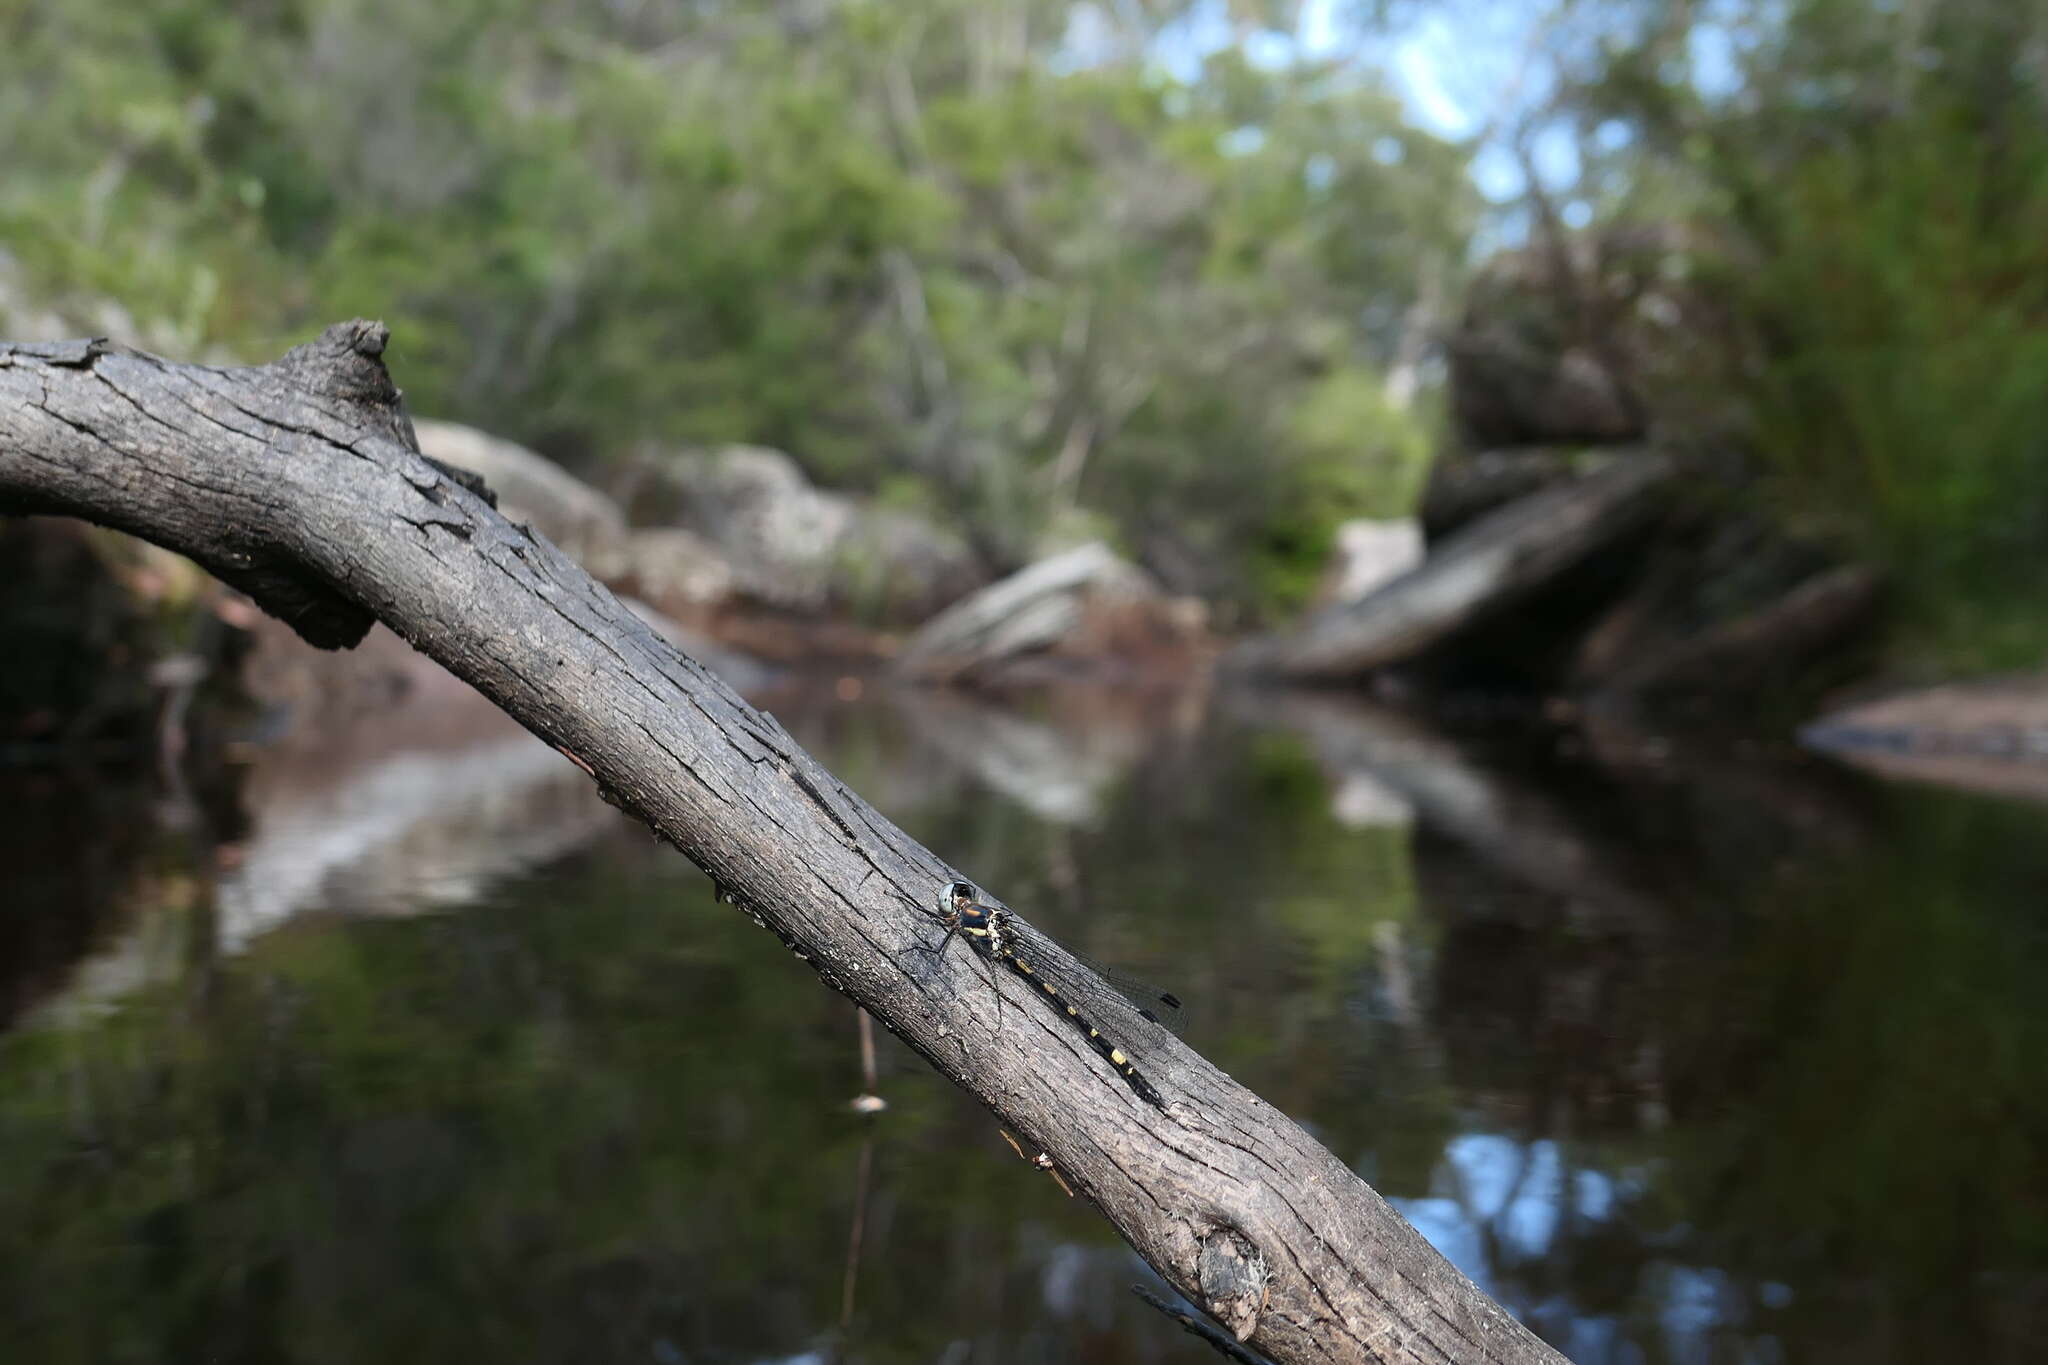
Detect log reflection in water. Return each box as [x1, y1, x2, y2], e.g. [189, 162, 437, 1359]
[881, 684, 1157, 825]
[218, 731, 614, 950]
[1238, 688, 1662, 930]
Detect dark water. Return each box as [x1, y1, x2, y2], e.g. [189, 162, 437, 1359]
[2, 683, 2044, 1364]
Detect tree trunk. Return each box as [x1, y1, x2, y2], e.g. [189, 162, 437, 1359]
[1235, 454, 1674, 682]
[0, 323, 1570, 1365]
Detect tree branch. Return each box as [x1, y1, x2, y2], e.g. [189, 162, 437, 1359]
[0, 322, 1568, 1365]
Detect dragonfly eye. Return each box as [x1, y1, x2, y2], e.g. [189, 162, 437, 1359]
[940, 880, 977, 912]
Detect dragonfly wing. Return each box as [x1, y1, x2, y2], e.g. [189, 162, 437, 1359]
[1006, 919, 1189, 1036]
[1104, 967, 1188, 1036]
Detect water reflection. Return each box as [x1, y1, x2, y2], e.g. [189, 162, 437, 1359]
[1, 678, 2042, 1363]
[217, 729, 610, 949]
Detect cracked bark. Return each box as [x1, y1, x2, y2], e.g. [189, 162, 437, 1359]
[0, 322, 1570, 1365]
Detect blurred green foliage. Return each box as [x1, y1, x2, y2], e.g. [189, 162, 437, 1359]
[1569, 0, 2048, 669]
[0, 0, 1474, 619]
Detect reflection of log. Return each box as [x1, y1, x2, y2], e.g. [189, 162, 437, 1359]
[1241, 689, 1660, 931]
[1236, 454, 1674, 681]
[884, 686, 1147, 825]
[219, 726, 615, 953]
[0, 323, 1566, 1365]
[0, 776, 163, 1027]
[37, 720, 617, 1020]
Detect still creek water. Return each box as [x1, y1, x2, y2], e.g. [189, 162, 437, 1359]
[2, 677, 2043, 1364]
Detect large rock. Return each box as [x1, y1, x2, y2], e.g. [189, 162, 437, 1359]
[1318, 518, 1424, 606]
[1447, 223, 1712, 450]
[898, 542, 1207, 684]
[1419, 447, 1588, 542]
[625, 445, 985, 622]
[413, 419, 629, 568]
[664, 445, 853, 610]
[606, 528, 736, 613]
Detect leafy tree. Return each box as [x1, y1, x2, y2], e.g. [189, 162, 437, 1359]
[0, 0, 1475, 617]
[1548, 0, 2048, 667]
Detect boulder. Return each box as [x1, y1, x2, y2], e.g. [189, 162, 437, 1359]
[607, 528, 736, 613]
[1419, 447, 1588, 542]
[624, 445, 985, 622]
[898, 542, 1207, 684]
[413, 419, 629, 568]
[1318, 518, 1424, 606]
[663, 445, 853, 611]
[1447, 223, 1715, 451]
[840, 504, 990, 623]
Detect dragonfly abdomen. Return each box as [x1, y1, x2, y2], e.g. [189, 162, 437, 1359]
[994, 944, 1167, 1107]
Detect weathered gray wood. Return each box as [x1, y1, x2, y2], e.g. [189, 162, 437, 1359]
[1235, 454, 1674, 681]
[898, 539, 1133, 681]
[0, 323, 1569, 1365]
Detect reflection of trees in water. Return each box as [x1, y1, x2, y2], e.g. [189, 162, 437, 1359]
[0, 833, 1180, 1363]
[1405, 765, 2046, 1365]
[0, 772, 218, 1029]
[3, 685, 2042, 1362]
[1231, 686, 2039, 1360]
[15, 673, 626, 1025]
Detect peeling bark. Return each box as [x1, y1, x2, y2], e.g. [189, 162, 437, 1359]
[0, 323, 1569, 1365]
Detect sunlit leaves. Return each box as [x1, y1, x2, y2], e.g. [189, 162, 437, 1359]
[1, 0, 1476, 615]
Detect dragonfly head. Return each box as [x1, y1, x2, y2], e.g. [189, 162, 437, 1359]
[939, 880, 978, 915]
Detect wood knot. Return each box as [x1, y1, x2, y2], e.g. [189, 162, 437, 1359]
[1195, 1226, 1271, 1342]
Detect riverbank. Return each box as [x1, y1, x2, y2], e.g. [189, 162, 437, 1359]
[12, 412, 2048, 817]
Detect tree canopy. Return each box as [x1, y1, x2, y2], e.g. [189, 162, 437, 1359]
[1537, 0, 2048, 667]
[1, 0, 1477, 617]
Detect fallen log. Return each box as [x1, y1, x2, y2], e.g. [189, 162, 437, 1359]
[1235, 454, 1674, 682]
[1589, 563, 1880, 708]
[0, 323, 1568, 1365]
[896, 540, 1204, 684]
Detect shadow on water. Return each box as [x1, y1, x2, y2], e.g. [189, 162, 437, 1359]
[2, 674, 2043, 1363]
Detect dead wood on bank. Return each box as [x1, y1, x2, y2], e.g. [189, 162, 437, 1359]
[1234, 455, 1674, 682]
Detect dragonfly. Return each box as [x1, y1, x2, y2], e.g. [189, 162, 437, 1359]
[929, 880, 1182, 1108]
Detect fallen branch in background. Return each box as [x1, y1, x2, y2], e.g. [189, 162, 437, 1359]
[1233, 454, 1674, 682]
